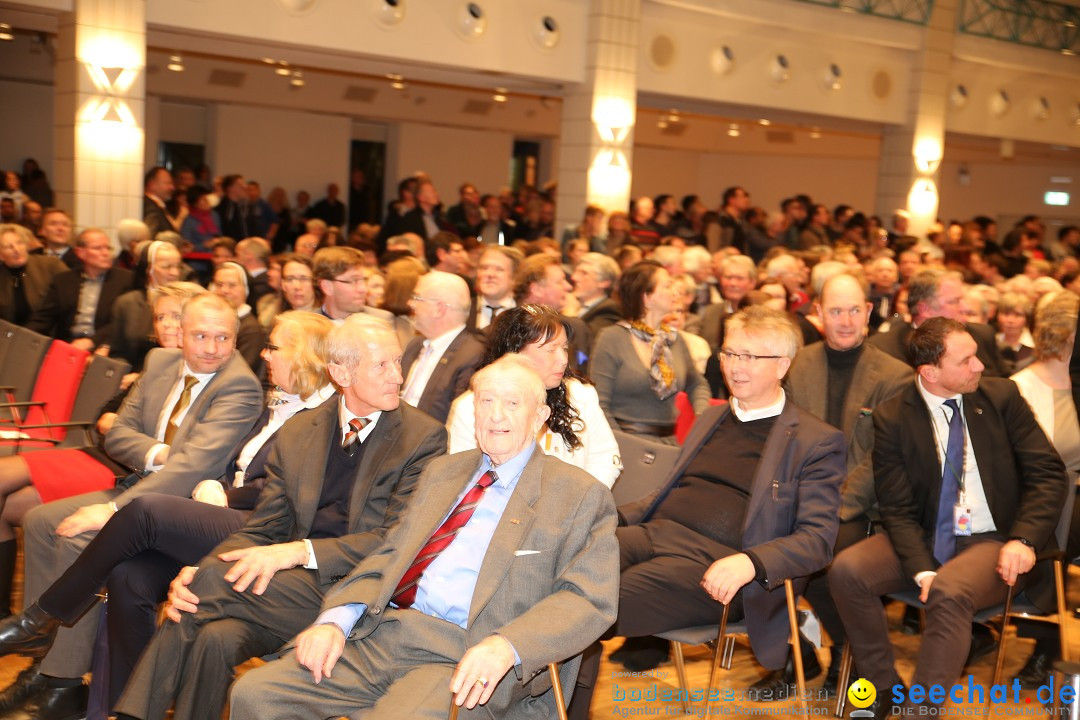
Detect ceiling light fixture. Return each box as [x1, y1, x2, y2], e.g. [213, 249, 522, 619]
[0, 24, 12, 41]
[290, 70, 304, 88]
[493, 87, 508, 103]
[275, 61, 291, 77]
[758, 118, 771, 126]
[728, 123, 740, 138]
[166, 55, 184, 72]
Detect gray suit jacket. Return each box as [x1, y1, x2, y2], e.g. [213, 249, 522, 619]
[213, 398, 447, 584]
[619, 402, 844, 669]
[104, 347, 263, 506]
[322, 449, 619, 718]
[784, 342, 912, 521]
[401, 328, 485, 424]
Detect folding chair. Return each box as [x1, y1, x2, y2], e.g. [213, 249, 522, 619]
[0, 339, 89, 452]
[834, 485, 1076, 716]
[0, 324, 50, 403]
[31, 354, 131, 451]
[449, 662, 566, 720]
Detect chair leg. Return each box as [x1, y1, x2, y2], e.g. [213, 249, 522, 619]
[785, 579, 810, 717]
[988, 584, 1015, 704]
[549, 662, 568, 720]
[702, 602, 731, 716]
[834, 644, 853, 718]
[670, 641, 690, 715]
[1055, 558, 1071, 663]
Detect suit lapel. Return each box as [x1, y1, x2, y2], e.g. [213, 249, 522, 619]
[401, 338, 421, 380]
[419, 330, 464, 406]
[843, 354, 881, 438]
[296, 398, 336, 536]
[743, 403, 797, 531]
[799, 347, 828, 420]
[467, 452, 541, 627]
[963, 390, 996, 510]
[346, 406, 402, 532]
[904, 386, 941, 489]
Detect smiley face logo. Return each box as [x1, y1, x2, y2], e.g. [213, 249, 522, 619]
[847, 678, 876, 709]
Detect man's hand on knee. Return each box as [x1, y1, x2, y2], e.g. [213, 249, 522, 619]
[997, 540, 1036, 586]
[450, 635, 516, 710]
[218, 542, 309, 595]
[295, 624, 345, 685]
[56, 503, 114, 537]
[166, 565, 201, 622]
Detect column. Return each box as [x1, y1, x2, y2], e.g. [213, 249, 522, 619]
[54, 0, 146, 240]
[555, 0, 641, 236]
[875, 0, 958, 241]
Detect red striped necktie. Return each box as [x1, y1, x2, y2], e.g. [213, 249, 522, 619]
[390, 470, 497, 609]
[341, 417, 369, 452]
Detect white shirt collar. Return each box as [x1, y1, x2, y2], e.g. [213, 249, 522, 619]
[337, 395, 382, 443]
[916, 375, 962, 412]
[181, 362, 217, 385]
[424, 324, 466, 356]
[730, 389, 786, 422]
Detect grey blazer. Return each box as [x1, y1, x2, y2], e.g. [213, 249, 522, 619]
[104, 347, 263, 506]
[213, 398, 448, 584]
[619, 402, 844, 669]
[784, 342, 912, 521]
[322, 449, 619, 719]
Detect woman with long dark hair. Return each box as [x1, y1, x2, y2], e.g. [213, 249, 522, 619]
[447, 304, 621, 487]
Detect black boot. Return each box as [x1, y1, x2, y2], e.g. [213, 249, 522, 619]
[0, 664, 47, 713]
[747, 634, 821, 700]
[614, 636, 669, 672]
[0, 540, 15, 620]
[0, 603, 61, 660]
[1014, 637, 1056, 689]
[0, 682, 87, 720]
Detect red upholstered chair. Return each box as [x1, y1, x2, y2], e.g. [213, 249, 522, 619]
[674, 393, 728, 445]
[0, 340, 89, 451]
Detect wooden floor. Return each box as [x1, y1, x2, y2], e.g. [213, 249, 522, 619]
[0, 554, 1078, 719]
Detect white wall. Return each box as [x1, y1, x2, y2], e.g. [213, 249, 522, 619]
[939, 158, 1080, 226]
[212, 104, 351, 200]
[392, 123, 514, 198]
[1, 79, 54, 179]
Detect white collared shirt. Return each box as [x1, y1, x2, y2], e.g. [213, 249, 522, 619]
[915, 376, 996, 535]
[475, 297, 515, 330]
[233, 384, 337, 486]
[401, 325, 465, 406]
[730, 389, 787, 422]
[144, 364, 217, 471]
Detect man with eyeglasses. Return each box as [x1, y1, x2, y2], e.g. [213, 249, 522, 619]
[573, 307, 844, 712]
[312, 247, 369, 325]
[740, 272, 910, 699]
[400, 271, 484, 423]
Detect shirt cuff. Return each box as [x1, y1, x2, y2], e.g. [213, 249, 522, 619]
[493, 633, 521, 666]
[144, 443, 168, 472]
[316, 604, 366, 638]
[303, 539, 318, 569]
[914, 570, 937, 586]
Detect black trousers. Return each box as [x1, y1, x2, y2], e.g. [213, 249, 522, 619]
[37, 494, 246, 706]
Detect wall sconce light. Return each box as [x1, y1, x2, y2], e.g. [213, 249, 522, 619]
[771, 54, 790, 84]
[1032, 96, 1050, 121]
[913, 138, 942, 174]
[0, 24, 13, 42]
[710, 45, 735, 76]
[592, 97, 634, 143]
[822, 63, 842, 91]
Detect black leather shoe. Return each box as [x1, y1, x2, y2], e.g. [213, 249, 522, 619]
[0, 665, 47, 713]
[865, 697, 902, 720]
[1014, 651, 1054, 690]
[0, 604, 60, 660]
[748, 642, 822, 701]
[0, 684, 87, 720]
[821, 647, 852, 698]
[964, 624, 996, 668]
[613, 636, 669, 671]
[901, 605, 921, 636]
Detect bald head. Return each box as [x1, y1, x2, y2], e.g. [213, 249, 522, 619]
[411, 270, 470, 339]
[817, 273, 871, 351]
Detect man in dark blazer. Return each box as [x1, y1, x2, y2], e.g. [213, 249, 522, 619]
[868, 268, 1007, 376]
[228, 355, 618, 720]
[13, 293, 263, 719]
[114, 314, 447, 720]
[27, 228, 133, 351]
[513, 254, 592, 371]
[401, 271, 484, 423]
[573, 307, 845, 716]
[572, 252, 621, 341]
[773, 273, 911, 695]
[830, 318, 1067, 718]
[0, 224, 66, 325]
[376, 180, 452, 253]
[141, 166, 174, 240]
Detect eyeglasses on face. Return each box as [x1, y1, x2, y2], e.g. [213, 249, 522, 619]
[719, 350, 782, 364]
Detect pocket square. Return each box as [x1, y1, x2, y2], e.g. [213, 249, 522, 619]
[514, 550, 541, 556]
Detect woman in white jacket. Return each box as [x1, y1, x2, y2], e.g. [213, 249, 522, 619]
[447, 304, 622, 487]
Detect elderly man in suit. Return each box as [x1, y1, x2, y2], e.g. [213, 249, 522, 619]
[572, 252, 621, 340]
[751, 273, 909, 696]
[573, 306, 845, 716]
[868, 268, 1007, 376]
[7, 292, 263, 719]
[688, 253, 756, 351]
[401, 271, 484, 423]
[228, 354, 619, 720]
[830, 318, 1067, 719]
[27, 228, 133, 352]
[113, 314, 447, 720]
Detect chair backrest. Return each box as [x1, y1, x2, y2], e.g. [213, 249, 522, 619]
[0, 325, 50, 403]
[0, 319, 17, 373]
[20, 340, 90, 442]
[69, 355, 130, 426]
[610, 428, 682, 506]
[1055, 474, 1077, 555]
[674, 391, 694, 445]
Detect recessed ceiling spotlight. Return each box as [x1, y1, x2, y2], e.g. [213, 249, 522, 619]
[728, 123, 740, 138]
[167, 55, 184, 72]
[758, 118, 771, 126]
[261, 57, 276, 64]
[0, 24, 13, 42]
[373, 0, 406, 28]
[493, 87, 508, 103]
[275, 62, 291, 76]
[809, 127, 822, 139]
[290, 71, 304, 88]
[457, 2, 486, 40]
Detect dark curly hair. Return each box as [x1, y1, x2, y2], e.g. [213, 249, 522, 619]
[480, 305, 585, 451]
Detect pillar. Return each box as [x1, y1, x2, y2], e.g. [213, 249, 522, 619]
[54, 0, 146, 241]
[875, 0, 958, 241]
[555, 0, 641, 235]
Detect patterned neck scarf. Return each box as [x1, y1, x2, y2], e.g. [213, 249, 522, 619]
[627, 320, 678, 400]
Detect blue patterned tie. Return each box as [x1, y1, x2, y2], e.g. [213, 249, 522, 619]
[933, 398, 964, 565]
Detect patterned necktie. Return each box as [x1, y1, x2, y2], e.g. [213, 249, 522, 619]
[391, 470, 498, 609]
[341, 417, 369, 452]
[164, 375, 199, 445]
[933, 398, 964, 565]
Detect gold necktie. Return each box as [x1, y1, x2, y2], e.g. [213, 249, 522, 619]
[164, 375, 199, 445]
